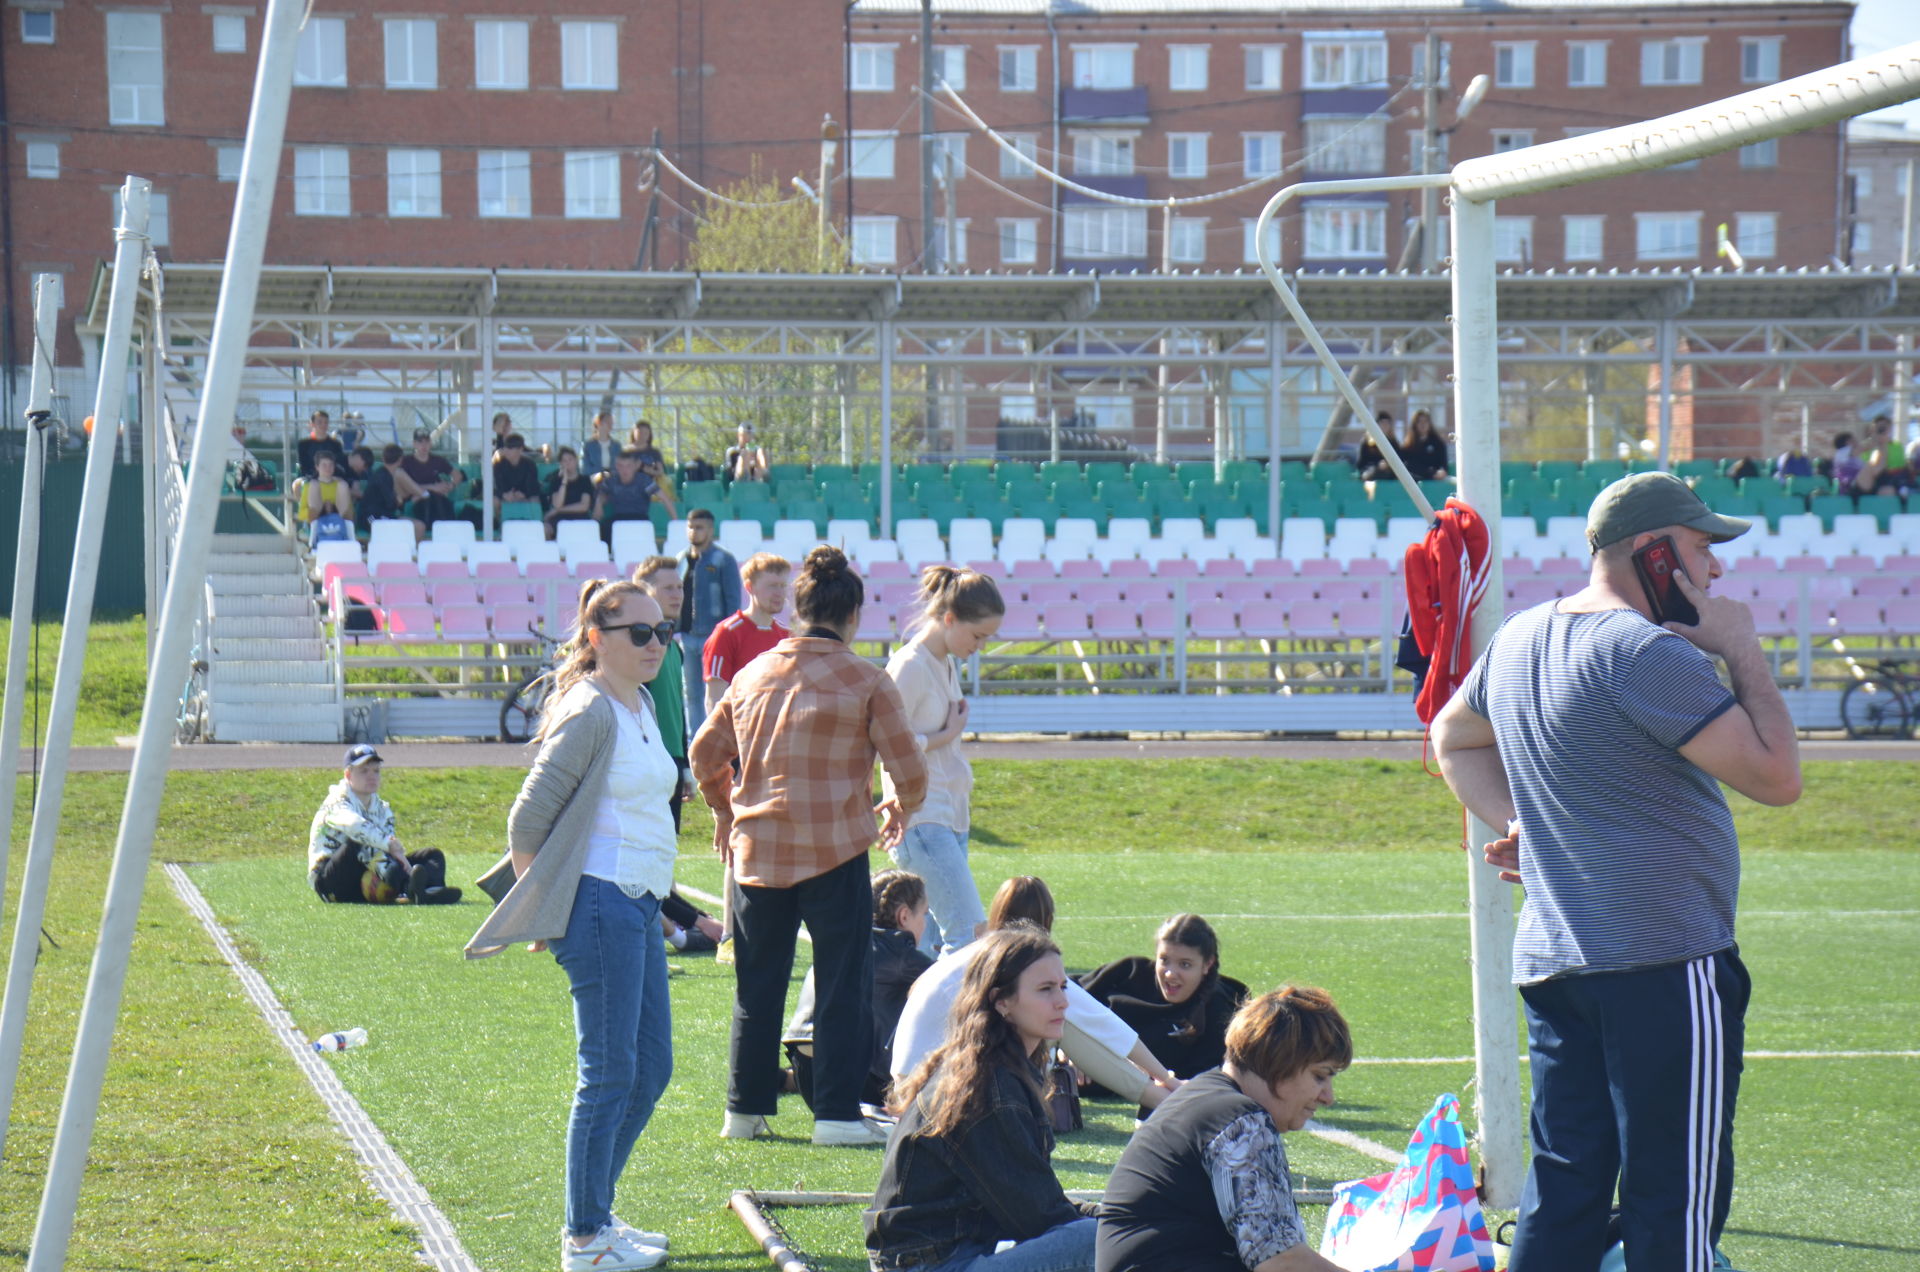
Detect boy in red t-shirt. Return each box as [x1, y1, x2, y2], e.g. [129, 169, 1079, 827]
[703, 552, 792, 711]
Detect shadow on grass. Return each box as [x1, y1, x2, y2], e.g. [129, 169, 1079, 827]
[1725, 1227, 1920, 1256]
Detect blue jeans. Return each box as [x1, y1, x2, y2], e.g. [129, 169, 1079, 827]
[891, 823, 986, 958]
[549, 876, 674, 1238]
[920, 1217, 1097, 1272]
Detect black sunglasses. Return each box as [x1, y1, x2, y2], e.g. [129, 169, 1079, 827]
[599, 621, 677, 648]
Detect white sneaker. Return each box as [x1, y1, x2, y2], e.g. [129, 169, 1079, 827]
[561, 1225, 666, 1271]
[812, 1117, 892, 1146]
[610, 1216, 668, 1251]
[720, 1110, 769, 1140]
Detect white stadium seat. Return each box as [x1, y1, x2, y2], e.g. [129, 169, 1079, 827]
[610, 520, 658, 566]
[501, 520, 547, 558]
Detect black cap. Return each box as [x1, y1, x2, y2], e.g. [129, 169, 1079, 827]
[344, 743, 383, 768]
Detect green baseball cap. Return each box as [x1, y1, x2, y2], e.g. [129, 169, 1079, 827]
[1585, 471, 1751, 553]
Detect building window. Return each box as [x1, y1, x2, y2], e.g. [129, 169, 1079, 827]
[387, 149, 442, 217]
[934, 45, 966, 91]
[1305, 204, 1386, 258]
[1304, 36, 1386, 90]
[1739, 139, 1778, 169]
[118, 187, 169, 246]
[20, 10, 53, 44]
[1851, 222, 1873, 255]
[935, 217, 968, 266]
[1076, 394, 1133, 431]
[999, 219, 1038, 264]
[1491, 130, 1535, 153]
[1245, 45, 1283, 91]
[477, 150, 532, 218]
[1410, 131, 1450, 173]
[295, 16, 347, 87]
[1740, 36, 1782, 85]
[1242, 132, 1283, 180]
[1168, 133, 1208, 179]
[1000, 395, 1039, 422]
[1305, 117, 1386, 174]
[1169, 216, 1207, 264]
[25, 141, 59, 178]
[1241, 218, 1280, 265]
[475, 19, 528, 90]
[106, 11, 166, 125]
[1494, 216, 1533, 264]
[1563, 215, 1604, 262]
[293, 146, 351, 216]
[932, 134, 967, 181]
[1848, 166, 1873, 200]
[1567, 41, 1607, 88]
[1493, 42, 1535, 89]
[1072, 133, 1134, 176]
[211, 13, 245, 54]
[999, 46, 1037, 92]
[383, 19, 436, 90]
[850, 131, 895, 180]
[1410, 40, 1450, 88]
[564, 151, 619, 219]
[1641, 39, 1704, 86]
[216, 143, 243, 182]
[999, 133, 1037, 178]
[1735, 212, 1777, 260]
[1072, 45, 1134, 90]
[850, 216, 897, 265]
[561, 21, 616, 90]
[1635, 212, 1700, 260]
[1064, 206, 1146, 258]
[1169, 45, 1208, 92]
[851, 43, 894, 92]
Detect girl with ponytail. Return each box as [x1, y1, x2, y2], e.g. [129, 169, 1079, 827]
[883, 564, 1006, 957]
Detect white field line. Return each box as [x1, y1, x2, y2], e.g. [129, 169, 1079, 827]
[163, 864, 481, 1272]
[1304, 1119, 1403, 1165]
[1353, 1050, 1920, 1065]
[1056, 910, 1920, 922]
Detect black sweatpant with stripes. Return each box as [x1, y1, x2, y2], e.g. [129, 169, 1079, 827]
[1511, 947, 1750, 1272]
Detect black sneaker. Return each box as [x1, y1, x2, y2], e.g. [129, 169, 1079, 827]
[417, 886, 463, 905]
[680, 926, 719, 953]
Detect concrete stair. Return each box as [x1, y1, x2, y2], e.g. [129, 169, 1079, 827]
[204, 534, 343, 743]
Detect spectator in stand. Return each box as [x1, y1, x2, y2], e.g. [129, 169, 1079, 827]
[1399, 409, 1450, 481]
[296, 409, 347, 480]
[703, 552, 791, 712]
[493, 432, 545, 520]
[298, 450, 354, 532]
[1078, 914, 1251, 1081]
[308, 745, 460, 905]
[595, 448, 678, 546]
[1095, 987, 1355, 1272]
[584, 411, 619, 477]
[628, 419, 667, 472]
[399, 428, 466, 528]
[1773, 440, 1814, 480]
[724, 423, 770, 484]
[347, 446, 400, 523]
[1723, 456, 1761, 483]
[489, 410, 513, 458]
[1355, 410, 1395, 480]
[677, 509, 740, 746]
[693, 546, 928, 1146]
[545, 446, 597, 539]
[381, 443, 426, 514]
[1827, 432, 1861, 491]
[886, 565, 1005, 958]
[1861, 414, 1911, 495]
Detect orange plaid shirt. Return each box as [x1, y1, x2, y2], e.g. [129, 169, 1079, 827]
[691, 636, 928, 888]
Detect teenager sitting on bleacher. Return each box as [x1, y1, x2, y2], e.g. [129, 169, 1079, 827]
[492, 432, 544, 519]
[545, 446, 596, 539]
[298, 450, 354, 542]
[347, 446, 399, 523]
[398, 428, 466, 527]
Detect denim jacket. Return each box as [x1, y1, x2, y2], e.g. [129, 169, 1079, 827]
[679, 543, 740, 639]
[865, 1059, 1097, 1268]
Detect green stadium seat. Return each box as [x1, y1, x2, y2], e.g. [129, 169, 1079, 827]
[1782, 474, 1829, 498]
[1417, 479, 1454, 509]
[1500, 460, 1535, 483]
[1505, 476, 1552, 505]
[1582, 460, 1629, 484]
[1085, 461, 1129, 489]
[994, 460, 1037, 483]
[1173, 461, 1215, 489]
[1809, 494, 1854, 531]
[811, 463, 853, 486]
[1278, 460, 1311, 483]
[1856, 494, 1901, 532]
[967, 496, 1011, 534]
[1055, 496, 1107, 532]
[784, 499, 829, 535]
[1131, 462, 1177, 489]
[829, 497, 876, 528]
[536, 462, 561, 486]
[1038, 460, 1081, 485]
[1757, 495, 1805, 530]
[1672, 459, 1719, 480]
[1536, 461, 1582, 484]
[499, 501, 542, 521]
[1221, 460, 1264, 488]
[727, 481, 773, 506]
[1338, 493, 1386, 529]
[1200, 496, 1249, 529]
[1310, 461, 1356, 486]
[681, 480, 727, 508]
[767, 462, 810, 487]
[1523, 496, 1571, 533]
[949, 463, 997, 490]
[1553, 477, 1602, 508]
[1689, 476, 1740, 505]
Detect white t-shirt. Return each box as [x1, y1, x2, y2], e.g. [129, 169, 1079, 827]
[890, 938, 1138, 1080]
[579, 686, 679, 899]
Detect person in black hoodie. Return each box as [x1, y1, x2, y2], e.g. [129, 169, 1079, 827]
[1397, 410, 1450, 481]
[1076, 914, 1248, 1081]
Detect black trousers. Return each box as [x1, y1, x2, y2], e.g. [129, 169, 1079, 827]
[726, 852, 874, 1122]
[310, 845, 447, 903]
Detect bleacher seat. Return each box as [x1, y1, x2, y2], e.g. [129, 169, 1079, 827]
[855, 539, 902, 566]
[1280, 518, 1328, 565]
[771, 520, 821, 563]
[948, 518, 995, 563]
[895, 519, 945, 569]
[500, 521, 546, 558]
[1158, 518, 1209, 562]
[610, 521, 657, 568]
[431, 579, 480, 608]
[466, 542, 515, 570]
[367, 519, 415, 562]
[491, 603, 543, 642]
[659, 520, 692, 557]
[431, 520, 477, 551]
[554, 520, 600, 558]
[311, 540, 362, 578]
[998, 518, 1047, 565]
[575, 561, 619, 582]
[827, 518, 875, 557]
[1328, 518, 1380, 564]
[440, 605, 492, 642]
[384, 605, 438, 641]
[1041, 602, 1091, 638]
[518, 540, 564, 568]
[998, 603, 1045, 641]
[417, 540, 466, 569]
[1190, 601, 1240, 641]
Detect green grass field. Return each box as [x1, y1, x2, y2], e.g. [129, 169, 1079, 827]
[1, 760, 1915, 1271]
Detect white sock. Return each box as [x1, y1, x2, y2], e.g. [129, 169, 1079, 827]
[666, 926, 688, 949]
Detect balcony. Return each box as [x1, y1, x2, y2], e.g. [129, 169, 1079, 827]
[1062, 174, 1148, 203]
[1061, 86, 1149, 125]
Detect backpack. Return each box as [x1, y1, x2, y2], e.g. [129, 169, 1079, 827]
[1402, 496, 1492, 726]
[308, 513, 353, 548]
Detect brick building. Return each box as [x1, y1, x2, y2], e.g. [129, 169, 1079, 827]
[1845, 117, 1920, 267]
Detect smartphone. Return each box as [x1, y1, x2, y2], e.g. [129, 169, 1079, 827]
[1631, 535, 1700, 627]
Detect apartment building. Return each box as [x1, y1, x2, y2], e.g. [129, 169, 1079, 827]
[1845, 117, 1920, 267]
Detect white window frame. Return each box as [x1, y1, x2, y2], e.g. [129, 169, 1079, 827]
[1245, 45, 1283, 91]
[561, 21, 617, 91]
[1640, 38, 1705, 87]
[934, 45, 967, 91]
[564, 151, 620, 219]
[474, 19, 529, 91]
[1410, 40, 1450, 89]
[1567, 40, 1607, 88]
[383, 18, 437, 90]
[1493, 42, 1535, 90]
[1168, 44, 1208, 92]
[117, 187, 169, 247]
[1169, 216, 1208, 264]
[999, 133, 1037, 179]
[1242, 132, 1283, 180]
[932, 134, 967, 182]
[1168, 133, 1208, 180]
[1849, 166, 1873, 200]
[293, 146, 351, 217]
[850, 215, 897, 266]
[387, 149, 442, 218]
[477, 150, 532, 219]
[1241, 217, 1280, 266]
[1075, 394, 1133, 432]
[1305, 117, 1386, 174]
[999, 46, 1037, 92]
[1063, 206, 1146, 259]
[850, 131, 896, 181]
[1851, 221, 1873, 255]
[211, 13, 246, 54]
[1740, 36, 1782, 85]
[1563, 215, 1604, 262]
[1304, 204, 1387, 259]
[106, 11, 166, 126]
[1491, 130, 1535, 154]
[25, 140, 59, 179]
[936, 217, 969, 266]
[215, 143, 243, 182]
[295, 16, 347, 87]
[20, 9, 54, 44]
[1071, 132, 1135, 176]
[1735, 212, 1777, 260]
[1071, 44, 1134, 90]
[851, 43, 895, 92]
[999, 218, 1039, 265]
[1635, 211, 1701, 261]
[1000, 395, 1039, 423]
[1494, 215, 1534, 264]
[1303, 34, 1386, 90]
[1739, 139, 1778, 169]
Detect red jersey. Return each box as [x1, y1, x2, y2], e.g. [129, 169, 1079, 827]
[703, 611, 790, 685]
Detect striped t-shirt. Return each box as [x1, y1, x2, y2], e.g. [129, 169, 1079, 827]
[1461, 603, 1739, 985]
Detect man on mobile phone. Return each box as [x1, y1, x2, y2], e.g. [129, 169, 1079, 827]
[1431, 472, 1801, 1272]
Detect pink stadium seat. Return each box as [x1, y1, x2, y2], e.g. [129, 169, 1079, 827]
[574, 562, 619, 582]
[1885, 597, 1920, 634]
[322, 561, 371, 594]
[1202, 557, 1250, 580]
[1345, 558, 1392, 579]
[1750, 601, 1793, 639]
[1025, 581, 1075, 606]
[1238, 600, 1289, 637]
[1808, 575, 1853, 603]
[965, 559, 1007, 582]
[384, 605, 438, 642]
[1249, 557, 1295, 579]
[1190, 601, 1241, 640]
[1139, 602, 1181, 640]
[1751, 576, 1801, 604]
[1883, 554, 1920, 574]
[1297, 558, 1344, 578]
[1287, 602, 1342, 639]
[1831, 554, 1876, 575]
[423, 560, 468, 581]
[1042, 602, 1091, 638]
[431, 580, 480, 607]
[1090, 602, 1139, 639]
[483, 581, 532, 607]
[1125, 581, 1174, 606]
[1318, 579, 1372, 605]
[1157, 558, 1200, 579]
[1107, 559, 1152, 580]
[999, 603, 1045, 641]
[856, 607, 895, 643]
[1830, 600, 1888, 638]
[525, 559, 569, 581]
[490, 603, 542, 642]
[1729, 555, 1780, 576]
[337, 582, 378, 623]
[1075, 579, 1126, 606]
[1009, 559, 1057, 584]
[379, 581, 429, 608]
[867, 560, 914, 583]
[439, 605, 492, 642]
[374, 560, 421, 581]
[1780, 555, 1825, 574]
[1507, 579, 1561, 611]
[1269, 580, 1319, 607]
[1716, 577, 1761, 603]
[474, 560, 520, 580]
[1059, 559, 1103, 581]
[1220, 580, 1271, 605]
[1854, 576, 1909, 599]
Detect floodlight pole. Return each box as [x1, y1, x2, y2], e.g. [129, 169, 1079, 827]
[0, 182, 149, 1159]
[23, 1, 303, 1264]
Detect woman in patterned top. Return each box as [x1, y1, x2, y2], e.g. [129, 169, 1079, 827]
[1094, 986, 1354, 1272]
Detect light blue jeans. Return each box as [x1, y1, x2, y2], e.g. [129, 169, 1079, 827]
[549, 876, 673, 1238]
[920, 1217, 1098, 1272]
[891, 823, 987, 958]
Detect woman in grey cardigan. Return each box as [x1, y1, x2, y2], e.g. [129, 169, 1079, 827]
[466, 578, 679, 1272]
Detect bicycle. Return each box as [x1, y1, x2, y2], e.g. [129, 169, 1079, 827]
[499, 622, 563, 744]
[1838, 659, 1918, 740]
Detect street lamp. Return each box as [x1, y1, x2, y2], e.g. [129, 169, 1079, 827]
[817, 114, 842, 270]
[1417, 34, 1491, 271]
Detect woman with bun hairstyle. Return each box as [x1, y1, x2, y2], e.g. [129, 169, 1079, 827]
[884, 564, 1006, 957]
[465, 579, 680, 1271]
[1078, 914, 1249, 1081]
[692, 545, 929, 1147]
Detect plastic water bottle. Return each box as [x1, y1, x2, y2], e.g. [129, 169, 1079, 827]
[312, 1027, 368, 1053]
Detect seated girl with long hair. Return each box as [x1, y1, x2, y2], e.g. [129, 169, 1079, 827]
[866, 924, 1099, 1272]
[1077, 913, 1248, 1081]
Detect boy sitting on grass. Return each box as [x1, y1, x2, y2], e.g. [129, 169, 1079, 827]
[307, 745, 462, 905]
